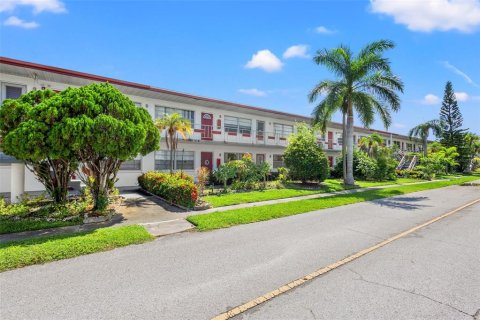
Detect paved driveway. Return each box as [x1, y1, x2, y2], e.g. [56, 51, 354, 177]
[0, 185, 479, 319]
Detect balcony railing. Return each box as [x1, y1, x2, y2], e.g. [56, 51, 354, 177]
[159, 125, 344, 149]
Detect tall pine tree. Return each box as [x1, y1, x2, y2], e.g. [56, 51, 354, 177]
[439, 81, 468, 171]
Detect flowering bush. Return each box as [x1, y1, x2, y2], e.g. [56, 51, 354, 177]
[138, 171, 198, 208]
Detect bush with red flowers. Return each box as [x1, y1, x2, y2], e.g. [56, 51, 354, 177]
[138, 171, 198, 208]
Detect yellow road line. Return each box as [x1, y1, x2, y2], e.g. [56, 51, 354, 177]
[212, 198, 480, 320]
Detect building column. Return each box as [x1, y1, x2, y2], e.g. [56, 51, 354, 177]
[10, 162, 25, 203]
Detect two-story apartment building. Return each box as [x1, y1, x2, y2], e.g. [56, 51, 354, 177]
[0, 57, 420, 195]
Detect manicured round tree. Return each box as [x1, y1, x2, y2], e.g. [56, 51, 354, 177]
[0, 89, 77, 204]
[40, 83, 160, 210]
[283, 123, 329, 183]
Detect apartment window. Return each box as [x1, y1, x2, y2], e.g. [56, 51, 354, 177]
[224, 152, 247, 162]
[224, 116, 252, 134]
[1, 83, 26, 103]
[273, 154, 284, 169]
[120, 156, 142, 170]
[256, 154, 265, 164]
[155, 150, 195, 170]
[336, 132, 343, 145]
[393, 141, 400, 148]
[406, 143, 413, 151]
[155, 106, 195, 125]
[274, 123, 293, 138]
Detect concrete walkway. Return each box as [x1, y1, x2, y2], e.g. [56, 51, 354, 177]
[0, 190, 194, 243]
[193, 179, 451, 215]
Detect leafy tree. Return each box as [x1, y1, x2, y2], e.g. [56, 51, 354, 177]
[214, 163, 237, 191]
[463, 133, 480, 173]
[155, 113, 192, 173]
[0, 89, 77, 203]
[358, 133, 384, 158]
[426, 142, 459, 174]
[41, 83, 159, 211]
[283, 123, 329, 183]
[309, 39, 404, 185]
[408, 119, 443, 156]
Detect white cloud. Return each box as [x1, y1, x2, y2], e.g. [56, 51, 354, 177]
[238, 88, 267, 97]
[315, 26, 336, 34]
[454, 92, 469, 101]
[283, 45, 310, 59]
[0, 0, 66, 13]
[421, 94, 441, 105]
[370, 0, 480, 32]
[245, 49, 283, 72]
[442, 61, 480, 87]
[3, 16, 38, 29]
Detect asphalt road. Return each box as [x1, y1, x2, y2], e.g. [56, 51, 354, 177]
[1, 184, 479, 320]
[244, 201, 480, 320]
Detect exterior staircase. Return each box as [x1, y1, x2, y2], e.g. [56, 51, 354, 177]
[396, 154, 418, 170]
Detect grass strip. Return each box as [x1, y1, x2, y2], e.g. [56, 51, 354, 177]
[0, 225, 154, 272]
[203, 178, 422, 208]
[0, 219, 81, 235]
[188, 176, 479, 231]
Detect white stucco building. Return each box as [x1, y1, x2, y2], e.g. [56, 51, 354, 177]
[0, 57, 420, 198]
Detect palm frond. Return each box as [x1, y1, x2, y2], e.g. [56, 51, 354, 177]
[358, 39, 395, 59]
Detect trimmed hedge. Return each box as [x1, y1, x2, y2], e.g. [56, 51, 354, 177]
[138, 171, 198, 208]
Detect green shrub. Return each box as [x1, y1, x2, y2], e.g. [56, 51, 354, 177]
[215, 154, 271, 191]
[283, 123, 329, 183]
[334, 150, 397, 181]
[373, 155, 397, 181]
[138, 171, 198, 208]
[397, 168, 424, 179]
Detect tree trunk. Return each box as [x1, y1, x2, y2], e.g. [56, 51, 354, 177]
[423, 137, 428, 157]
[169, 135, 174, 174]
[342, 113, 346, 180]
[345, 105, 355, 185]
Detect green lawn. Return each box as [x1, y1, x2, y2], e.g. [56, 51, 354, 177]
[0, 219, 82, 235]
[203, 178, 422, 208]
[0, 225, 153, 272]
[203, 180, 350, 208]
[188, 176, 479, 231]
[354, 178, 423, 188]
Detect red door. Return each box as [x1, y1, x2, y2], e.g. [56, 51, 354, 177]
[327, 131, 333, 149]
[201, 152, 213, 171]
[201, 113, 213, 141]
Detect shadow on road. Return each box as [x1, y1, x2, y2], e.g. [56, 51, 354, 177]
[373, 196, 431, 211]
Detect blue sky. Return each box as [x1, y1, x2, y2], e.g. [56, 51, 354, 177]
[1, 0, 479, 135]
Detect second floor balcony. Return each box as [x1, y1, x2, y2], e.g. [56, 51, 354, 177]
[159, 124, 344, 150]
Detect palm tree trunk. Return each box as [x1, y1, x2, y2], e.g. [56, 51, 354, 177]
[169, 135, 174, 174]
[342, 113, 346, 180]
[345, 104, 355, 185]
[423, 137, 428, 157]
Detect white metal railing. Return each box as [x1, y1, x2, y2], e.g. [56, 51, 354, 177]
[158, 125, 347, 148]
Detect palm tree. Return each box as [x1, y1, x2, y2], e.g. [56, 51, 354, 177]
[309, 40, 404, 185]
[359, 133, 384, 158]
[155, 113, 193, 173]
[408, 120, 443, 156]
